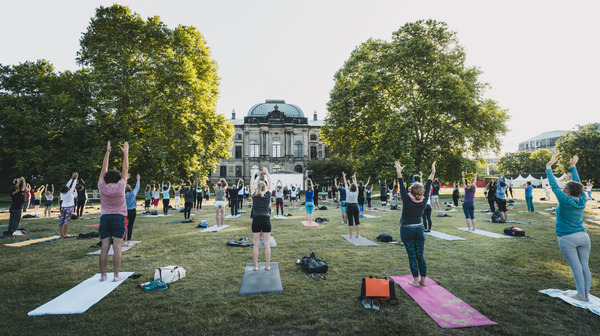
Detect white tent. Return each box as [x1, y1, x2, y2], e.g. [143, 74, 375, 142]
[540, 173, 569, 188]
[511, 175, 527, 187]
[268, 171, 304, 190]
[525, 174, 541, 187]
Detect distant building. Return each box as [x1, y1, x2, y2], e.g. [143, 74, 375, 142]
[212, 99, 326, 183]
[518, 130, 569, 153]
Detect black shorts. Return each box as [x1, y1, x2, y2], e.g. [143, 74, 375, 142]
[34, 199, 41, 206]
[276, 198, 283, 207]
[145, 199, 151, 207]
[497, 198, 507, 212]
[252, 215, 271, 233]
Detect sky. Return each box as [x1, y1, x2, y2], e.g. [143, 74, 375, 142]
[1, 1, 598, 155]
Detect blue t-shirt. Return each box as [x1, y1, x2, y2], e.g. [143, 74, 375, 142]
[525, 185, 533, 195]
[126, 181, 140, 210]
[338, 187, 346, 201]
[305, 190, 314, 203]
[496, 177, 506, 200]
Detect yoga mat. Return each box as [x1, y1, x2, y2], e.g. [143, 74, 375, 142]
[224, 214, 241, 219]
[484, 219, 528, 224]
[28, 272, 134, 316]
[258, 236, 278, 248]
[200, 225, 229, 232]
[341, 235, 379, 246]
[239, 262, 283, 296]
[193, 209, 207, 212]
[539, 289, 600, 316]
[360, 214, 381, 218]
[456, 228, 513, 239]
[142, 214, 173, 217]
[4, 234, 75, 247]
[390, 275, 497, 328]
[83, 224, 99, 227]
[79, 216, 100, 220]
[301, 221, 319, 227]
[87, 241, 142, 255]
[425, 230, 467, 241]
[273, 215, 288, 219]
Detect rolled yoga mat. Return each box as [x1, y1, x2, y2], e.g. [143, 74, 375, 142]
[340, 235, 379, 246]
[200, 225, 229, 232]
[539, 289, 600, 316]
[87, 241, 142, 256]
[425, 230, 467, 241]
[390, 275, 497, 328]
[456, 228, 513, 239]
[239, 262, 283, 296]
[28, 272, 134, 316]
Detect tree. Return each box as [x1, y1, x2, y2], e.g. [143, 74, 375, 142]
[528, 148, 552, 175]
[555, 124, 600, 181]
[321, 20, 508, 182]
[77, 4, 232, 181]
[306, 157, 353, 182]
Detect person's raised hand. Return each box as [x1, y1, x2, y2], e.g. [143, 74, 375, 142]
[393, 161, 404, 174]
[570, 155, 579, 167]
[431, 161, 436, 173]
[106, 140, 111, 152]
[546, 156, 559, 169]
[119, 141, 129, 153]
[137, 174, 141, 180]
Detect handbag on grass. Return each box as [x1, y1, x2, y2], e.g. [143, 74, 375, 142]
[154, 265, 186, 284]
[301, 252, 328, 274]
[360, 276, 398, 305]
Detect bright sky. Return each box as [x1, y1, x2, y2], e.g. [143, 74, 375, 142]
[2, 1, 598, 155]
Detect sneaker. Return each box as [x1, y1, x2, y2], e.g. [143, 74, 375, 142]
[143, 280, 168, 292]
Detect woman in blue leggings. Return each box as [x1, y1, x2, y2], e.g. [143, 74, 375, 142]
[304, 178, 315, 222]
[395, 160, 436, 287]
[524, 181, 534, 212]
[462, 171, 478, 231]
[547, 155, 590, 301]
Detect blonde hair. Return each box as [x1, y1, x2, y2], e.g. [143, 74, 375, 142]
[409, 183, 425, 200]
[255, 181, 267, 198]
[469, 184, 477, 192]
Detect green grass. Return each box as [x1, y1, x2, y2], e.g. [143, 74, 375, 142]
[1, 189, 600, 335]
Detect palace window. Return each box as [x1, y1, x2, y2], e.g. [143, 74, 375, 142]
[272, 142, 282, 158]
[294, 141, 303, 158]
[250, 141, 259, 157]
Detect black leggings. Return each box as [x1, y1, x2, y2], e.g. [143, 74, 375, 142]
[487, 197, 496, 212]
[76, 200, 86, 217]
[347, 203, 360, 226]
[367, 197, 372, 208]
[452, 195, 459, 207]
[238, 198, 243, 210]
[195, 194, 202, 209]
[230, 199, 238, 216]
[184, 201, 193, 219]
[162, 199, 170, 215]
[126, 209, 137, 240]
[422, 204, 432, 231]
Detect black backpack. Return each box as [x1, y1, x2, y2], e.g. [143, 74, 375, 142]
[301, 252, 328, 274]
[504, 226, 525, 237]
[491, 210, 505, 223]
[376, 233, 393, 242]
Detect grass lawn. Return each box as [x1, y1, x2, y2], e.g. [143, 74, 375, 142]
[1, 188, 599, 335]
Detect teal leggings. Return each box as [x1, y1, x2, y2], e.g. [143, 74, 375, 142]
[404, 240, 427, 278]
[525, 195, 534, 212]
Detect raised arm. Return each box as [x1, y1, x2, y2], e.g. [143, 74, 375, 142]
[50, 184, 54, 194]
[569, 155, 581, 182]
[69, 172, 78, 192]
[427, 161, 436, 181]
[394, 161, 407, 196]
[120, 141, 129, 183]
[471, 172, 478, 186]
[250, 170, 257, 194]
[352, 173, 357, 185]
[461, 171, 467, 189]
[221, 178, 228, 190]
[263, 168, 272, 191]
[99, 141, 111, 181]
[132, 174, 141, 194]
[365, 176, 371, 188]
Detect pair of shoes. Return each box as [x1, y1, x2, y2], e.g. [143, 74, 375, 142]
[142, 280, 168, 292]
[240, 236, 249, 242]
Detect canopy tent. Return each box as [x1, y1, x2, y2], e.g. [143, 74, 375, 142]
[510, 175, 527, 187]
[540, 173, 569, 188]
[525, 174, 541, 187]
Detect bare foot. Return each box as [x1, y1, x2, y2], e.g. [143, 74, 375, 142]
[567, 292, 589, 302]
[253, 266, 258, 271]
[419, 279, 428, 287]
[124, 241, 131, 247]
[100, 274, 107, 282]
[265, 266, 271, 271]
[355, 235, 359, 238]
[408, 281, 420, 287]
[113, 275, 125, 282]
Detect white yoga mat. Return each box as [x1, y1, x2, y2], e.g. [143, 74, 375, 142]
[86, 241, 142, 256]
[142, 214, 173, 217]
[273, 215, 288, 219]
[456, 227, 513, 239]
[28, 272, 134, 316]
[425, 230, 467, 241]
[539, 289, 600, 316]
[341, 235, 379, 246]
[361, 214, 381, 218]
[225, 214, 241, 219]
[259, 236, 278, 248]
[200, 225, 229, 233]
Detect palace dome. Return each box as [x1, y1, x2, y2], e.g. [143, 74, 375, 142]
[247, 99, 304, 118]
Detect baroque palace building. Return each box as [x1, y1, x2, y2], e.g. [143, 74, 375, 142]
[211, 99, 327, 183]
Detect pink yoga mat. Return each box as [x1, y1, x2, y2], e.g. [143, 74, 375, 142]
[301, 221, 319, 227]
[390, 275, 497, 328]
[83, 224, 99, 227]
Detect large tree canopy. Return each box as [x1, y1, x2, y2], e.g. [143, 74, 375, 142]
[555, 124, 600, 181]
[321, 20, 508, 182]
[497, 149, 552, 176]
[0, 5, 232, 186]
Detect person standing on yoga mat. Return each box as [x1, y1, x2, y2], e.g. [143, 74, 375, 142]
[75, 179, 87, 218]
[152, 184, 160, 210]
[144, 184, 152, 213]
[305, 178, 315, 222]
[124, 174, 140, 247]
[431, 179, 441, 212]
[161, 181, 171, 215]
[486, 180, 496, 212]
[452, 183, 460, 207]
[395, 160, 435, 287]
[523, 181, 535, 213]
[462, 171, 478, 231]
[213, 178, 228, 227]
[229, 179, 243, 216]
[44, 184, 54, 217]
[8, 177, 26, 235]
[335, 177, 347, 224]
[358, 176, 370, 216]
[59, 172, 78, 237]
[98, 140, 128, 282]
[250, 167, 272, 271]
[275, 180, 284, 216]
[290, 185, 298, 209]
[33, 185, 45, 214]
[182, 180, 195, 220]
[379, 180, 388, 208]
[586, 181, 594, 200]
[496, 174, 508, 221]
[547, 155, 591, 302]
[344, 172, 361, 238]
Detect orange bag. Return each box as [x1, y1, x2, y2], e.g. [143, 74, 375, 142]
[360, 277, 398, 304]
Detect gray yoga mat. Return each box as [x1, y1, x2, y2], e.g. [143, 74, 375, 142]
[341, 235, 379, 246]
[239, 262, 283, 296]
[456, 228, 513, 239]
[258, 236, 278, 248]
[200, 225, 229, 233]
[87, 241, 142, 255]
[425, 230, 467, 241]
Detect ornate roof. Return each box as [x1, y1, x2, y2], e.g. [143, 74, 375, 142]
[247, 99, 304, 118]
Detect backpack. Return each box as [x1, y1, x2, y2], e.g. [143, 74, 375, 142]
[301, 252, 328, 274]
[315, 217, 328, 223]
[154, 265, 186, 284]
[504, 226, 525, 237]
[360, 276, 398, 304]
[319, 206, 328, 210]
[491, 210, 505, 223]
[196, 220, 208, 228]
[376, 233, 393, 242]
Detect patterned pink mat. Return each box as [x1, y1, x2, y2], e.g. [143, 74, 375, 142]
[83, 224, 99, 227]
[390, 275, 497, 328]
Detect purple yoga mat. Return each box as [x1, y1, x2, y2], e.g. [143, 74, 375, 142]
[390, 275, 497, 328]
